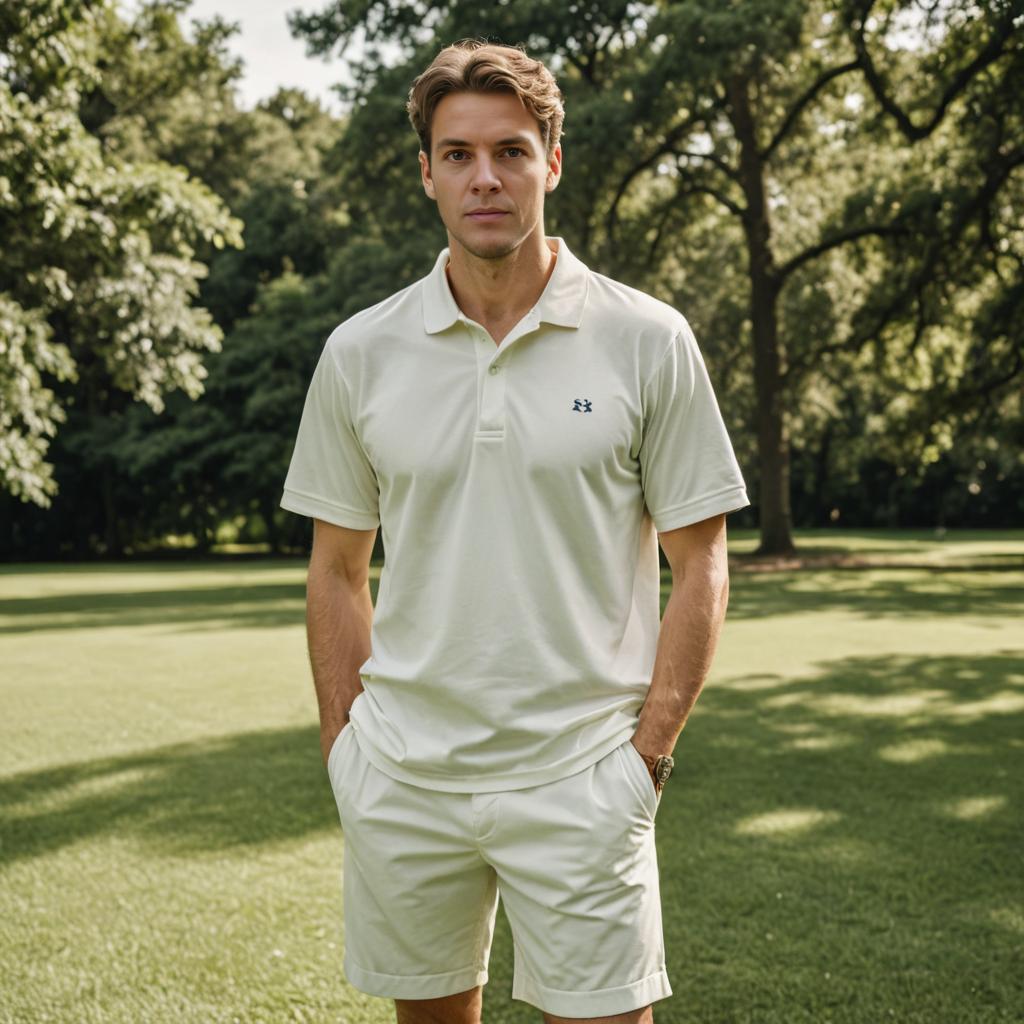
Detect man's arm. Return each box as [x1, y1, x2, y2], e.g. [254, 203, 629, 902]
[306, 518, 377, 765]
[631, 512, 731, 760]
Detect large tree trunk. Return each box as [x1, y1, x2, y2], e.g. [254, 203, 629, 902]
[727, 74, 796, 556]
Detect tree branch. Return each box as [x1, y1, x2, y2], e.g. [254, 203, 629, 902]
[645, 182, 740, 267]
[669, 148, 741, 183]
[852, 9, 1018, 142]
[786, 143, 1024, 381]
[775, 223, 908, 285]
[690, 182, 744, 218]
[604, 108, 703, 238]
[761, 59, 861, 162]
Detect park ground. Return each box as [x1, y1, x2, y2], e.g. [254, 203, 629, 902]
[1, 530, 1022, 1023]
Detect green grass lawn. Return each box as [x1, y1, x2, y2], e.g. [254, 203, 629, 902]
[1, 532, 1022, 1023]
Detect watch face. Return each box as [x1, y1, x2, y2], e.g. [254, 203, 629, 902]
[655, 756, 674, 784]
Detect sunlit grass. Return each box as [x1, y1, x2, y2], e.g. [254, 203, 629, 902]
[2, 531, 1022, 1023]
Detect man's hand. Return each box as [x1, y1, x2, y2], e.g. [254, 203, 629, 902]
[630, 736, 663, 794]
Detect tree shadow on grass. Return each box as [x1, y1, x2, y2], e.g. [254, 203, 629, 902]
[0, 583, 304, 636]
[666, 568, 1024, 622]
[0, 565, 386, 635]
[653, 650, 1024, 1023]
[0, 579, 373, 636]
[0, 725, 338, 866]
[0, 559, 307, 577]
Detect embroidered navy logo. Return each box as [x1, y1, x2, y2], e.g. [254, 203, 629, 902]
[572, 398, 593, 413]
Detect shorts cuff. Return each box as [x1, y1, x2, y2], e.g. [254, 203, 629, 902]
[344, 956, 488, 1000]
[512, 965, 672, 1017]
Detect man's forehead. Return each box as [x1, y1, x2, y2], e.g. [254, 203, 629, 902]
[431, 91, 543, 145]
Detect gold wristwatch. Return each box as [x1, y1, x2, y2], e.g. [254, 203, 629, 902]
[637, 752, 674, 793]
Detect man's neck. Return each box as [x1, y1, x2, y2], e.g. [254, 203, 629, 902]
[445, 233, 557, 344]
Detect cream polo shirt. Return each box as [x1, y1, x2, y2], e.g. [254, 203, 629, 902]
[281, 237, 750, 793]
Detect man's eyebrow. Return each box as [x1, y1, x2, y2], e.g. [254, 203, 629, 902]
[435, 136, 535, 148]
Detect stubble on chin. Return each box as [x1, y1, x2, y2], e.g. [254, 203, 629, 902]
[450, 230, 518, 262]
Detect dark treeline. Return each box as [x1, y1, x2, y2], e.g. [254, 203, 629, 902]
[2, 0, 1022, 560]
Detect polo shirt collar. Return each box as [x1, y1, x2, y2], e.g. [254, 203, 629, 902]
[422, 237, 589, 335]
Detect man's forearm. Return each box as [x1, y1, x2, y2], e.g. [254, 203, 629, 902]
[306, 558, 374, 759]
[632, 557, 730, 755]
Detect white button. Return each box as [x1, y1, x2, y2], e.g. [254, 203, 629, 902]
[489, 364, 501, 375]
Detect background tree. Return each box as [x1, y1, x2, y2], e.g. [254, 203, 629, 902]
[109, 82, 348, 556]
[5, 30, 347, 559]
[0, 0, 242, 530]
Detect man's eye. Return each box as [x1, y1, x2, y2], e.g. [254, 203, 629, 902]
[446, 151, 468, 161]
[504, 147, 524, 158]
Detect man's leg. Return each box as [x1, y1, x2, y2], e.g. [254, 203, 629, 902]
[484, 741, 672, 1019]
[542, 1006, 653, 1024]
[327, 732, 499, 1009]
[394, 985, 483, 1024]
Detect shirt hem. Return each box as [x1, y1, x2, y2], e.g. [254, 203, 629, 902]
[351, 726, 636, 794]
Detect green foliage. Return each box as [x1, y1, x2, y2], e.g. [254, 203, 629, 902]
[114, 270, 340, 553]
[201, 88, 347, 328]
[0, 0, 243, 509]
[0, 293, 73, 505]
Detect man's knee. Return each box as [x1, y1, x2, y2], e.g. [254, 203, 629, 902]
[542, 1005, 654, 1024]
[394, 985, 483, 1024]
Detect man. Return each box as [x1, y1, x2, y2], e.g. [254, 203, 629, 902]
[281, 40, 749, 1024]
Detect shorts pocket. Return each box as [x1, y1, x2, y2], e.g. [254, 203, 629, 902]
[326, 723, 353, 780]
[619, 739, 659, 821]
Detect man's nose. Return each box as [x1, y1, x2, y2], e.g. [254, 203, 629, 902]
[471, 156, 501, 192]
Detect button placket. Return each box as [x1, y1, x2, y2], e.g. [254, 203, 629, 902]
[479, 355, 506, 433]
[463, 321, 505, 436]
[463, 312, 539, 437]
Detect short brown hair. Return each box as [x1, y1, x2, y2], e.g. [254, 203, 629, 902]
[407, 40, 564, 158]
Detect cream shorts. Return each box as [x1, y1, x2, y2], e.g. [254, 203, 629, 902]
[326, 723, 673, 1018]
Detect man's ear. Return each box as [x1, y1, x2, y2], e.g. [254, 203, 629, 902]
[419, 150, 436, 200]
[545, 142, 562, 193]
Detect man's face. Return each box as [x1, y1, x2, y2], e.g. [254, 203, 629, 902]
[419, 90, 562, 261]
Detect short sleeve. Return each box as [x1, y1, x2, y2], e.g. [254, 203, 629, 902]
[639, 323, 750, 532]
[280, 342, 380, 529]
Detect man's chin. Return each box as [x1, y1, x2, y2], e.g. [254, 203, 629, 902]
[450, 231, 521, 261]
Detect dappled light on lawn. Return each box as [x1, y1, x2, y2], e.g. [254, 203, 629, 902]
[734, 808, 842, 838]
[940, 796, 1008, 822]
